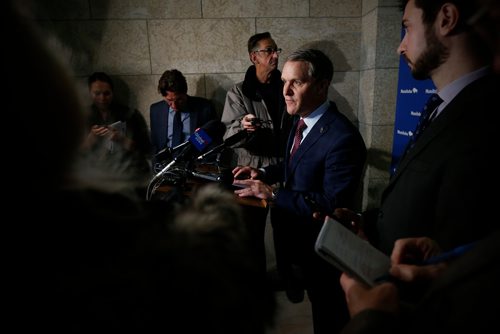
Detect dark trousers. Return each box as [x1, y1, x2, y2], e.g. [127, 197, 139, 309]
[271, 208, 349, 334]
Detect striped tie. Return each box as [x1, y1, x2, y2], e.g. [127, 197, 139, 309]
[289, 119, 307, 162]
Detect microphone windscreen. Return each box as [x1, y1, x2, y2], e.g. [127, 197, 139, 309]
[189, 128, 212, 151]
[224, 130, 248, 146]
[200, 120, 226, 143]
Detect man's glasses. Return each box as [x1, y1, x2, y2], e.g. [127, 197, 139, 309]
[254, 47, 282, 56]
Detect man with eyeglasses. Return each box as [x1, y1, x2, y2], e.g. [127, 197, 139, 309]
[221, 32, 293, 287]
[222, 31, 291, 168]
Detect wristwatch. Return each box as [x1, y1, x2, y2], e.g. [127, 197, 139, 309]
[271, 188, 279, 201]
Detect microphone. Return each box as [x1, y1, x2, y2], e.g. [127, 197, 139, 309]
[176, 119, 225, 160]
[150, 120, 225, 182]
[197, 129, 248, 161]
[155, 147, 169, 156]
[170, 136, 197, 154]
[155, 132, 195, 159]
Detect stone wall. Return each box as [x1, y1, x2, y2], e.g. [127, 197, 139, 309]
[25, 0, 402, 209]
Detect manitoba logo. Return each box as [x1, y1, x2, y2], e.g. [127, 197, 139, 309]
[410, 110, 421, 117]
[400, 87, 418, 94]
[397, 129, 411, 136]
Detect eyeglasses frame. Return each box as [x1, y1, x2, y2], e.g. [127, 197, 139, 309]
[253, 47, 282, 56]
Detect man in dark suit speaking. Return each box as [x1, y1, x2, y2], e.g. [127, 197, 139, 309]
[232, 49, 367, 334]
[149, 69, 218, 166]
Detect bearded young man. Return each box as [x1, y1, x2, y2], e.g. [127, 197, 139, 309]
[339, 0, 500, 261]
[339, 2, 500, 332]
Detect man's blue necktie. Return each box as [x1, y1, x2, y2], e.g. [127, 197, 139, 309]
[405, 93, 443, 154]
[171, 111, 183, 148]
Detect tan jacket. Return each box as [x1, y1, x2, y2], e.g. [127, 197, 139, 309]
[221, 66, 290, 168]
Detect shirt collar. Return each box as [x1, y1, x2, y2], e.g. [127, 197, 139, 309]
[439, 66, 490, 106]
[300, 100, 329, 137]
[432, 66, 489, 118]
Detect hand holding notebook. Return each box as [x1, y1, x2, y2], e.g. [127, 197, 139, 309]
[315, 216, 391, 287]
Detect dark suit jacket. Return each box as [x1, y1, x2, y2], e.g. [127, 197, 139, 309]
[266, 101, 367, 218]
[372, 74, 500, 255]
[149, 95, 217, 156]
[341, 229, 500, 334]
[265, 101, 367, 333]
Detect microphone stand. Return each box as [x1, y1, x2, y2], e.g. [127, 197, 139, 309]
[146, 146, 191, 200]
[146, 159, 177, 200]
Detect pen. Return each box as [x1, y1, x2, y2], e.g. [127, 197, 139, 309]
[422, 241, 476, 265]
[374, 241, 476, 284]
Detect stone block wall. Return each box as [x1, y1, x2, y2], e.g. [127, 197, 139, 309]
[23, 0, 402, 209]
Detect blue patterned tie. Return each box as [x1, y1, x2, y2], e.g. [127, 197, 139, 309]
[405, 93, 442, 154]
[171, 111, 183, 147]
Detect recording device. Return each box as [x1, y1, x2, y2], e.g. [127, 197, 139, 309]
[197, 129, 249, 161]
[150, 120, 225, 183]
[250, 118, 262, 126]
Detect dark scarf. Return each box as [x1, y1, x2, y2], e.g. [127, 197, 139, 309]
[241, 65, 282, 101]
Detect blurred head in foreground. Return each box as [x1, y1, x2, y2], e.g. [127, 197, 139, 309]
[5, 4, 275, 332]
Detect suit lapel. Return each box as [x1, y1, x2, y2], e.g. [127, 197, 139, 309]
[287, 106, 335, 175]
[385, 87, 470, 195]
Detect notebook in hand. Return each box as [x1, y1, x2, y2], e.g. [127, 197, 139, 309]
[314, 216, 391, 287]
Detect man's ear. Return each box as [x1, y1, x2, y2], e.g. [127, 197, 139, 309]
[317, 79, 330, 96]
[437, 3, 460, 35]
[249, 52, 258, 65]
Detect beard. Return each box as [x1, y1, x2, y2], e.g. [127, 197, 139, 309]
[410, 26, 449, 80]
